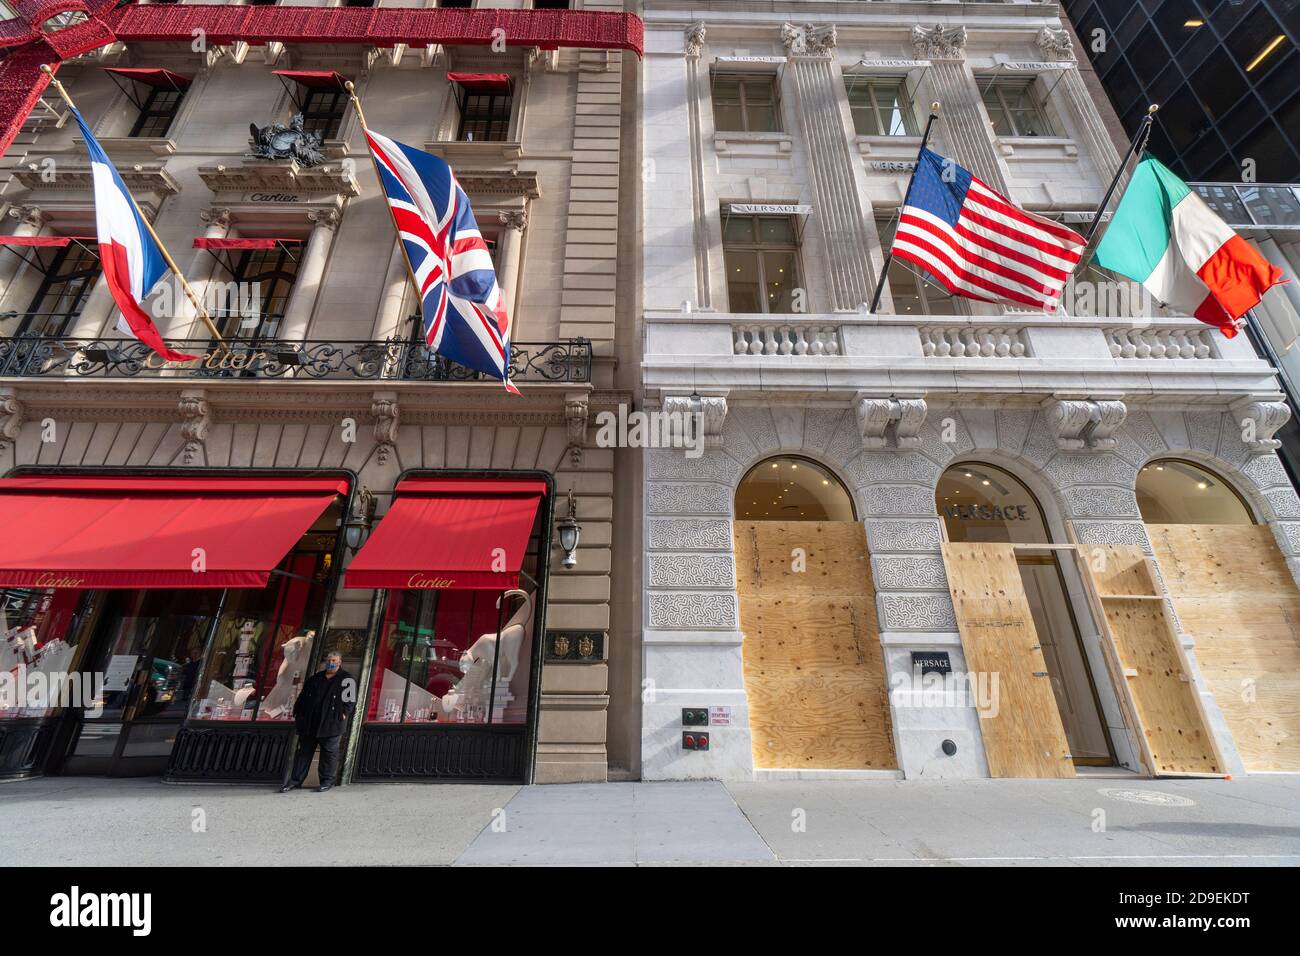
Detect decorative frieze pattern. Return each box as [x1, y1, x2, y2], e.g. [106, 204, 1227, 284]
[865, 520, 944, 555]
[879, 593, 957, 631]
[648, 518, 732, 551]
[871, 554, 948, 591]
[857, 483, 937, 517]
[647, 553, 735, 589]
[646, 482, 734, 515]
[648, 592, 738, 629]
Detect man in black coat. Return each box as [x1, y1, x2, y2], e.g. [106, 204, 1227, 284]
[280, 652, 355, 793]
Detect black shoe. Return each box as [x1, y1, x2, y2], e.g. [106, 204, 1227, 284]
[317, 784, 332, 793]
[279, 782, 301, 794]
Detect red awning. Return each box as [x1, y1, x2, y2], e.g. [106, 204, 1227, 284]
[344, 478, 546, 591]
[193, 237, 304, 250]
[273, 70, 351, 90]
[0, 235, 96, 247]
[0, 476, 348, 589]
[447, 72, 512, 93]
[104, 67, 192, 90]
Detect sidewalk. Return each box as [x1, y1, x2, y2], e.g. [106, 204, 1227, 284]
[2, 774, 1297, 866]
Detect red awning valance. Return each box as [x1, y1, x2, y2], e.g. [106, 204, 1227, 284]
[104, 67, 192, 90]
[273, 69, 351, 90]
[193, 237, 304, 250]
[344, 477, 546, 591]
[0, 235, 95, 247]
[447, 72, 512, 93]
[0, 476, 348, 589]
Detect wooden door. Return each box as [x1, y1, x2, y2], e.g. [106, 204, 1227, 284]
[941, 543, 1075, 778]
[733, 521, 896, 770]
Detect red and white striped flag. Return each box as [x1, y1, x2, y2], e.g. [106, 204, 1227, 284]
[891, 148, 1085, 312]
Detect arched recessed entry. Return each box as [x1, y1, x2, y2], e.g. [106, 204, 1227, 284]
[937, 463, 1116, 769]
[1140, 458, 1300, 771]
[732, 456, 896, 771]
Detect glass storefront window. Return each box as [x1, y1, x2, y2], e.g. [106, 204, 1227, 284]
[0, 588, 97, 718]
[1136, 459, 1255, 524]
[735, 456, 855, 521]
[188, 523, 338, 722]
[367, 586, 537, 725]
[938, 463, 1051, 544]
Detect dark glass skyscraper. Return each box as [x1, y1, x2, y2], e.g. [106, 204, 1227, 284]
[1061, 0, 1298, 182]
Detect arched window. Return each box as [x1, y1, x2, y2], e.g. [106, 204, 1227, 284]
[1136, 459, 1254, 524]
[735, 456, 854, 521]
[937, 462, 1050, 544]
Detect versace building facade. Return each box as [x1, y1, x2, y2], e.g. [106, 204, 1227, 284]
[637, 1, 1300, 781]
[0, 1, 642, 785]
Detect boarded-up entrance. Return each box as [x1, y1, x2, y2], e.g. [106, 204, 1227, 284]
[942, 543, 1075, 778]
[734, 521, 896, 770]
[1147, 525, 1300, 771]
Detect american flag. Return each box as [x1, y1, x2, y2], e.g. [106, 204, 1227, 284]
[364, 128, 517, 393]
[891, 148, 1085, 312]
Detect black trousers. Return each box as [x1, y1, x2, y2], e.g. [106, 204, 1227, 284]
[290, 732, 341, 787]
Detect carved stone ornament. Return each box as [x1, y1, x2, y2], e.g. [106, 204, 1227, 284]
[663, 394, 729, 451]
[8, 204, 44, 230]
[1232, 398, 1292, 454]
[1047, 397, 1128, 451]
[200, 206, 232, 232]
[307, 207, 341, 231]
[911, 24, 967, 60]
[498, 209, 528, 232]
[248, 113, 325, 167]
[856, 395, 927, 450]
[684, 21, 706, 58]
[781, 22, 837, 57]
[1036, 26, 1077, 62]
[370, 393, 400, 466]
[177, 390, 211, 465]
[0, 388, 23, 452]
[565, 393, 589, 466]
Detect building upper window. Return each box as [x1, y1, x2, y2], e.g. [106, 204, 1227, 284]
[301, 88, 348, 141]
[876, 217, 961, 316]
[736, 457, 855, 522]
[723, 213, 801, 314]
[712, 73, 781, 133]
[981, 78, 1056, 137]
[1136, 459, 1255, 525]
[17, 242, 101, 338]
[456, 90, 512, 142]
[130, 87, 185, 138]
[846, 76, 917, 137]
[215, 245, 300, 340]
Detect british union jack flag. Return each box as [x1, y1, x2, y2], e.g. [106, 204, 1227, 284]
[364, 128, 517, 393]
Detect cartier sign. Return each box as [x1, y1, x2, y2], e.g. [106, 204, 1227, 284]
[406, 574, 457, 590]
[30, 574, 86, 588]
[144, 348, 268, 371]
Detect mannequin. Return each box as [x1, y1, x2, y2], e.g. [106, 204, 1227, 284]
[436, 589, 531, 720]
[259, 629, 315, 719]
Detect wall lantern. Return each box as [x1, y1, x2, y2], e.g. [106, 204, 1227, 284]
[556, 489, 581, 570]
[344, 487, 374, 553]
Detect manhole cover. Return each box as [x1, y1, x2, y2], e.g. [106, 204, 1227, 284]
[1098, 788, 1195, 807]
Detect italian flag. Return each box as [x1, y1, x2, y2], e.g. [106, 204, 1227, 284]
[1094, 155, 1285, 337]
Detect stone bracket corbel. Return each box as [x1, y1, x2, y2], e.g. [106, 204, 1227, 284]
[370, 391, 399, 466]
[663, 393, 728, 454]
[1231, 395, 1291, 454]
[0, 387, 24, 452]
[1047, 396, 1127, 451]
[177, 389, 211, 465]
[855, 394, 926, 450]
[565, 392, 589, 466]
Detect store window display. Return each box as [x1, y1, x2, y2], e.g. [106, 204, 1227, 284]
[0, 588, 98, 718]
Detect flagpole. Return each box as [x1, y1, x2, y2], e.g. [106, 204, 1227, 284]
[1082, 103, 1159, 246]
[40, 65, 226, 348]
[869, 102, 940, 315]
[344, 81, 423, 338]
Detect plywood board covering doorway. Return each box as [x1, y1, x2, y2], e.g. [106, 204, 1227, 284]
[941, 543, 1075, 778]
[1147, 525, 1300, 771]
[733, 521, 897, 770]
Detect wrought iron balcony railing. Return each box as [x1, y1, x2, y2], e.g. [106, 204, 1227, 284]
[0, 335, 592, 384]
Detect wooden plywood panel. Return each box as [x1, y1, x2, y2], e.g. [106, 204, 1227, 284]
[1082, 544, 1159, 597]
[1148, 524, 1300, 771]
[734, 521, 897, 770]
[942, 543, 1075, 778]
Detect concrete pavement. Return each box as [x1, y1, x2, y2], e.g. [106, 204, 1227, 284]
[2, 774, 1297, 866]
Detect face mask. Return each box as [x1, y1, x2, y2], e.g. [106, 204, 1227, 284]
[325, 661, 339, 672]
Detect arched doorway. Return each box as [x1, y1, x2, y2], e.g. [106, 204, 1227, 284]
[1140, 459, 1300, 771]
[733, 456, 896, 771]
[938, 463, 1116, 768]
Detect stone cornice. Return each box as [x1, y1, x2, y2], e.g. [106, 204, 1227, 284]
[14, 162, 181, 196]
[197, 160, 361, 197]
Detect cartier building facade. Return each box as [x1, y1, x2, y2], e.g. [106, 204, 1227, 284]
[637, 1, 1300, 782]
[0, 1, 640, 785]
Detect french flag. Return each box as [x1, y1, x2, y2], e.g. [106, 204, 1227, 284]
[70, 107, 195, 362]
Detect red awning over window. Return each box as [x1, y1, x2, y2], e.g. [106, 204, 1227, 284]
[104, 67, 192, 90]
[0, 476, 348, 589]
[272, 70, 351, 90]
[447, 72, 512, 93]
[344, 478, 546, 591]
[0, 236, 96, 247]
[192, 238, 304, 250]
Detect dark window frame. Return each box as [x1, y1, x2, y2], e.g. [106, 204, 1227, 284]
[16, 242, 102, 337]
[129, 85, 184, 139]
[300, 88, 348, 141]
[711, 72, 783, 133]
[980, 77, 1058, 138]
[845, 75, 918, 137]
[455, 89, 513, 142]
[722, 213, 802, 315]
[217, 244, 300, 340]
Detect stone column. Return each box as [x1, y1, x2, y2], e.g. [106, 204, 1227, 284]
[495, 208, 527, 331]
[369, 240, 412, 341]
[911, 24, 1009, 192]
[0, 205, 45, 301]
[66, 275, 120, 341]
[279, 207, 339, 342]
[1036, 27, 1124, 191]
[173, 206, 231, 340]
[783, 22, 877, 311]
